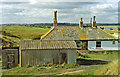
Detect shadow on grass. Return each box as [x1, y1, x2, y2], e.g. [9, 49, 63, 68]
[77, 59, 110, 65]
[2, 31, 21, 39]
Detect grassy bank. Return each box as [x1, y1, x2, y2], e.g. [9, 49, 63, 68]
[94, 59, 119, 75]
[2, 25, 50, 47]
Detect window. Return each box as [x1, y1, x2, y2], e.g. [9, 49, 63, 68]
[76, 41, 81, 47]
[96, 41, 101, 47]
[113, 40, 115, 44]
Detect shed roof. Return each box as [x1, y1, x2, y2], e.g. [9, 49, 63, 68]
[41, 26, 117, 40]
[20, 40, 77, 50]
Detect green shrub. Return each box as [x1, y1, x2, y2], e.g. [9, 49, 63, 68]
[104, 51, 108, 55]
[25, 64, 33, 68]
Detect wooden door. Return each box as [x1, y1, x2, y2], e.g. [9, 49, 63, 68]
[7, 53, 15, 68]
[60, 53, 67, 64]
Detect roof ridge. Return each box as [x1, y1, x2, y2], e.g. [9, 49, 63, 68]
[97, 27, 116, 39]
[41, 26, 55, 40]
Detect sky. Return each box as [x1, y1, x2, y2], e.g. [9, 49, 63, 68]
[0, 0, 119, 24]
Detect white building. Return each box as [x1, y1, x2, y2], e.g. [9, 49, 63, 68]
[41, 11, 119, 51]
[88, 40, 118, 50]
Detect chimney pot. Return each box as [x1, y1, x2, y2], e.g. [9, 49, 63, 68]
[53, 11, 57, 26]
[92, 16, 96, 27]
[80, 18, 82, 21]
[54, 11, 57, 20]
[93, 16, 96, 21]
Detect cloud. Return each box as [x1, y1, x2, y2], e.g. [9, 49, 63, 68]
[29, 0, 37, 4]
[0, 0, 119, 2]
[89, 3, 118, 23]
[0, 2, 118, 24]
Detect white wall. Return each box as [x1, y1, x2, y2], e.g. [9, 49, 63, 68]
[88, 41, 118, 50]
[67, 50, 76, 64]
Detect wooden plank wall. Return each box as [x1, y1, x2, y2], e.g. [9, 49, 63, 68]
[21, 49, 76, 67]
[20, 40, 77, 50]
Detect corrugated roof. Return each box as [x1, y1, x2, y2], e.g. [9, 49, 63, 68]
[41, 26, 116, 40]
[20, 40, 77, 50]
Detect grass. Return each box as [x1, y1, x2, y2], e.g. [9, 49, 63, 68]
[98, 26, 118, 28]
[2, 52, 119, 75]
[77, 51, 119, 61]
[2, 25, 50, 39]
[1, 25, 118, 47]
[0, 55, 2, 77]
[98, 26, 118, 34]
[103, 29, 118, 34]
[64, 59, 119, 75]
[65, 68, 96, 75]
[1, 25, 119, 75]
[59, 51, 119, 75]
[2, 63, 82, 75]
[94, 59, 119, 75]
[2, 25, 50, 47]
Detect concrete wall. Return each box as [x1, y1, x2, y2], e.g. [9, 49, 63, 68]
[88, 41, 118, 50]
[21, 49, 76, 67]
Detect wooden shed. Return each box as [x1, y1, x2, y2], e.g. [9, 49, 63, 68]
[19, 40, 77, 67]
[2, 47, 19, 69]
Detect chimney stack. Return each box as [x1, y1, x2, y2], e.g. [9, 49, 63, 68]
[79, 17, 83, 27]
[93, 16, 95, 21]
[80, 18, 82, 21]
[90, 17, 92, 26]
[53, 11, 57, 26]
[92, 16, 96, 27]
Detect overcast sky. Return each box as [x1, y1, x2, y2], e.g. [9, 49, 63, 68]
[0, 0, 119, 24]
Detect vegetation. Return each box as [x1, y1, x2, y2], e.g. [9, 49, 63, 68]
[2, 52, 119, 75]
[64, 59, 119, 75]
[3, 63, 82, 75]
[1, 25, 118, 47]
[94, 59, 119, 75]
[77, 51, 119, 61]
[1, 25, 119, 76]
[1, 25, 50, 47]
[98, 26, 118, 28]
[103, 29, 118, 34]
[98, 26, 118, 34]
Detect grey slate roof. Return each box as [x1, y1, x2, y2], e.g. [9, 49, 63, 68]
[20, 40, 77, 50]
[41, 26, 116, 40]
